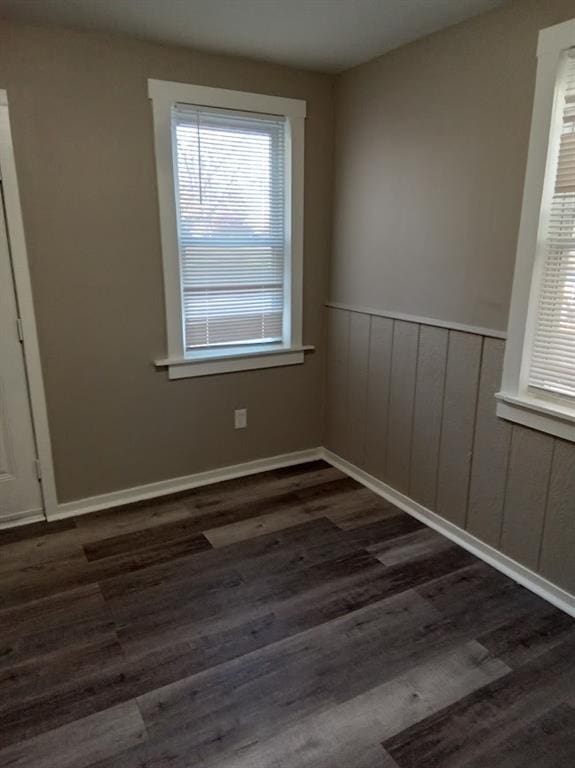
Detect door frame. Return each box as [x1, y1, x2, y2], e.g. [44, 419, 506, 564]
[0, 89, 58, 521]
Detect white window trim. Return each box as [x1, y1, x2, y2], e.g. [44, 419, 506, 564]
[148, 79, 309, 379]
[497, 18, 575, 443]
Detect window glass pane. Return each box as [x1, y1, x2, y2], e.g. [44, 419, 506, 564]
[529, 51, 575, 400]
[172, 106, 287, 350]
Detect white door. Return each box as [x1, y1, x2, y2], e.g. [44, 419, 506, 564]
[0, 185, 43, 522]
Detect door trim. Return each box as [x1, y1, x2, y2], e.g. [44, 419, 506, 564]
[0, 89, 58, 520]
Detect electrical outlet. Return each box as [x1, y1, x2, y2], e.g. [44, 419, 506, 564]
[234, 408, 247, 429]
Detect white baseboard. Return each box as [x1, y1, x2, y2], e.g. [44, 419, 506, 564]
[53, 447, 324, 520]
[0, 508, 45, 530]
[321, 448, 575, 619]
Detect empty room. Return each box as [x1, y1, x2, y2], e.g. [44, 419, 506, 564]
[1, 0, 575, 765]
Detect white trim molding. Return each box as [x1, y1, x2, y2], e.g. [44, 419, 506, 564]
[55, 447, 323, 519]
[325, 301, 507, 340]
[148, 79, 307, 379]
[0, 508, 46, 531]
[0, 89, 58, 520]
[148, 80, 306, 120]
[496, 391, 575, 443]
[498, 18, 575, 442]
[322, 448, 575, 619]
[155, 344, 314, 379]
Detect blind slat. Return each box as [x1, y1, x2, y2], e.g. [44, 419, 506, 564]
[172, 105, 287, 350]
[529, 51, 575, 399]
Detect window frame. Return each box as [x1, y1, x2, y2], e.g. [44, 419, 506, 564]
[497, 19, 575, 443]
[148, 79, 310, 379]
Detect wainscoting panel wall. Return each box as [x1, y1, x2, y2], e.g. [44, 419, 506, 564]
[364, 316, 393, 481]
[409, 324, 447, 511]
[436, 331, 481, 529]
[324, 306, 575, 595]
[347, 312, 371, 467]
[502, 427, 554, 571]
[466, 338, 512, 547]
[387, 320, 419, 494]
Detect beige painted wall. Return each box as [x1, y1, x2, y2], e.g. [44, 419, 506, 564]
[331, 0, 575, 332]
[0, 21, 334, 502]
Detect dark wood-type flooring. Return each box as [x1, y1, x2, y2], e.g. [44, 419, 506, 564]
[1, 460, 574, 767]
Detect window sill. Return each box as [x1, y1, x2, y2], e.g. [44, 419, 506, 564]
[155, 344, 314, 379]
[495, 391, 575, 443]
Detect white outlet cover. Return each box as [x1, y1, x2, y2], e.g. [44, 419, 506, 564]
[234, 409, 247, 429]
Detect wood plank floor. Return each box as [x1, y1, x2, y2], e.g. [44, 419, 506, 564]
[1, 460, 574, 767]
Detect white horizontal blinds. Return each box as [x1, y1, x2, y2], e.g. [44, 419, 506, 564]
[529, 50, 575, 399]
[172, 104, 287, 350]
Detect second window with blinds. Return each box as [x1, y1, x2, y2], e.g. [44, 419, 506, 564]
[498, 20, 575, 442]
[149, 80, 308, 378]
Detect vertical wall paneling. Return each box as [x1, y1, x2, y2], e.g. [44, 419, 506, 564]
[386, 321, 419, 493]
[409, 325, 449, 509]
[539, 439, 575, 593]
[364, 316, 394, 480]
[436, 331, 482, 527]
[325, 308, 350, 457]
[501, 426, 554, 570]
[324, 308, 575, 599]
[467, 338, 512, 546]
[347, 312, 371, 466]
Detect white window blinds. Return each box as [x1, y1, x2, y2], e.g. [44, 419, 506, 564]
[529, 50, 575, 399]
[172, 105, 287, 350]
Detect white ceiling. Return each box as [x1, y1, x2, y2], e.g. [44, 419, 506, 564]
[0, 0, 509, 73]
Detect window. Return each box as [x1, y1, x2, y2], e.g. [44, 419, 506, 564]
[148, 80, 309, 378]
[498, 19, 575, 442]
[174, 107, 285, 350]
